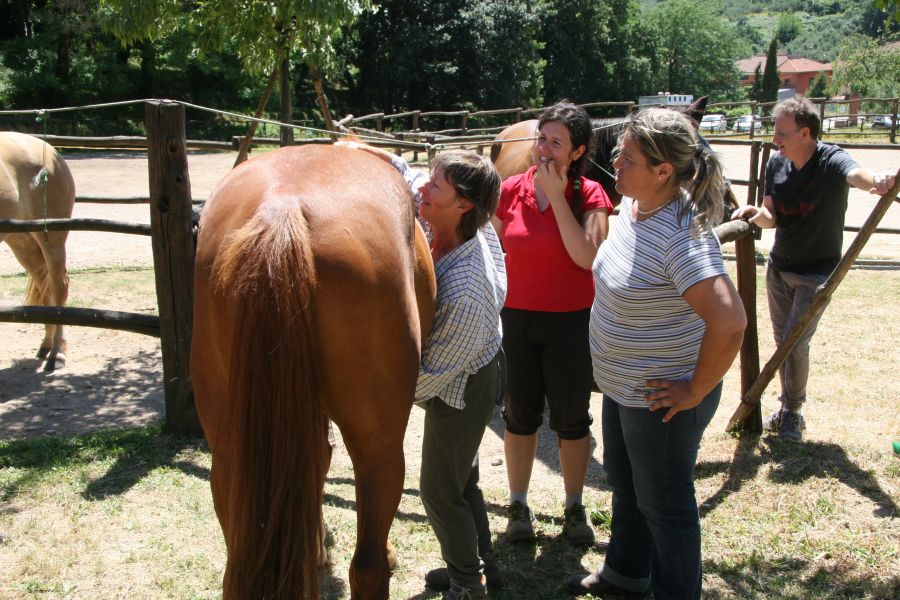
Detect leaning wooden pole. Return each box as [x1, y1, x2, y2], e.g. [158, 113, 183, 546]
[145, 100, 201, 436]
[234, 64, 280, 168]
[727, 169, 900, 433]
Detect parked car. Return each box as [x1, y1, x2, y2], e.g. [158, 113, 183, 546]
[699, 114, 727, 133]
[871, 115, 895, 128]
[733, 115, 763, 132]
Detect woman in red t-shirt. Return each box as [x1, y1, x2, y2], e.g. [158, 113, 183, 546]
[491, 101, 612, 545]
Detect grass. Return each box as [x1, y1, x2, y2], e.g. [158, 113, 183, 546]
[1, 265, 899, 599]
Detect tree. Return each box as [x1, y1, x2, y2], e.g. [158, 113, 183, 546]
[99, 0, 372, 133]
[872, 0, 900, 25]
[748, 64, 764, 101]
[775, 12, 803, 45]
[760, 38, 781, 103]
[540, 0, 655, 106]
[808, 72, 830, 98]
[643, 0, 746, 100]
[831, 35, 900, 97]
[341, 0, 545, 113]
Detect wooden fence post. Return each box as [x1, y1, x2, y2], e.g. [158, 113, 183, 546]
[729, 140, 763, 433]
[891, 98, 898, 145]
[145, 100, 201, 436]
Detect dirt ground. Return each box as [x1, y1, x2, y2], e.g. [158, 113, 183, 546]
[0, 144, 898, 441]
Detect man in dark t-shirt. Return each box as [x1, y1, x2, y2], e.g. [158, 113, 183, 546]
[731, 96, 895, 442]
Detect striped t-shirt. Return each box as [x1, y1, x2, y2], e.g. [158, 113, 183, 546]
[589, 194, 725, 408]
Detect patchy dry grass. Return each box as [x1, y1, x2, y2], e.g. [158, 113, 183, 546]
[1, 264, 898, 599]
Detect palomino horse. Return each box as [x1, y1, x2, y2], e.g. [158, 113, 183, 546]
[0, 132, 75, 370]
[191, 144, 436, 600]
[490, 97, 710, 205]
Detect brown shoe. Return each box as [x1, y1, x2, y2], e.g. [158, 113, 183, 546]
[564, 571, 646, 597]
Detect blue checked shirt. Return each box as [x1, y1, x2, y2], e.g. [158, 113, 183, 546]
[391, 155, 506, 409]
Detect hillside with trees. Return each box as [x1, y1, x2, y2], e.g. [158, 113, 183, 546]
[0, 0, 896, 133]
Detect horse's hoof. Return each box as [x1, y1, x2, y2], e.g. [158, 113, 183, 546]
[44, 353, 66, 372]
[386, 541, 398, 571]
[36, 346, 51, 360]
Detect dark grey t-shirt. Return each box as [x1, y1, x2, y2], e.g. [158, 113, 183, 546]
[765, 141, 859, 274]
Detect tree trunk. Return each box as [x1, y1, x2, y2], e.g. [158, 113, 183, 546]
[280, 57, 294, 147]
[309, 64, 337, 141]
[233, 64, 280, 168]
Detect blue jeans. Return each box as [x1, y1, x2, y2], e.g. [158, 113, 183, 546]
[598, 383, 722, 600]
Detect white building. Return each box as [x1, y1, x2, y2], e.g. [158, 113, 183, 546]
[638, 93, 694, 108]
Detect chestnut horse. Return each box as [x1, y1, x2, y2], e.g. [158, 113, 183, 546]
[490, 97, 710, 205]
[0, 132, 75, 370]
[191, 144, 436, 600]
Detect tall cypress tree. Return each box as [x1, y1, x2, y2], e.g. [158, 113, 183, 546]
[749, 64, 763, 101]
[761, 38, 781, 103]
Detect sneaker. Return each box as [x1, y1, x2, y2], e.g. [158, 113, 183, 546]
[505, 500, 536, 542]
[764, 408, 805, 442]
[762, 408, 783, 432]
[442, 577, 487, 600]
[425, 560, 503, 591]
[562, 503, 596, 545]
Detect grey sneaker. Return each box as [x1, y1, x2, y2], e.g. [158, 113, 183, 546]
[562, 503, 596, 545]
[442, 577, 487, 600]
[764, 408, 805, 442]
[505, 500, 536, 542]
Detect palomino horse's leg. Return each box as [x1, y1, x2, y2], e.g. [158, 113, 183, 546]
[36, 231, 69, 370]
[4, 231, 68, 370]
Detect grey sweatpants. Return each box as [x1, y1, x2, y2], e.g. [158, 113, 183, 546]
[419, 352, 501, 588]
[766, 265, 830, 412]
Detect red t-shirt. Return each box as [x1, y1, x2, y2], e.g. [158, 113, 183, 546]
[496, 167, 612, 312]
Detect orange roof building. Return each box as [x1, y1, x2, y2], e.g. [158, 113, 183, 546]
[737, 53, 832, 96]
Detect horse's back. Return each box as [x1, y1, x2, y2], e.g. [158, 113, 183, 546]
[491, 120, 537, 180]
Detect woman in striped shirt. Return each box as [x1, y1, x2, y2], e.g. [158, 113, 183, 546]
[566, 109, 746, 599]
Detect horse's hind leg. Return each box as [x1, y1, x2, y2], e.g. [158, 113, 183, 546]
[340, 422, 407, 600]
[5, 232, 68, 370]
[36, 231, 70, 370]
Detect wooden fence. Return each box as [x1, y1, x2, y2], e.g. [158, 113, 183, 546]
[1, 99, 898, 437]
[0, 100, 198, 435]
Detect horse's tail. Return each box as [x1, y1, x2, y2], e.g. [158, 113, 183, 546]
[213, 198, 327, 600]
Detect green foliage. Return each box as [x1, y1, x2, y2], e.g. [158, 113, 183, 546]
[808, 71, 830, 98]
[831, 34, 900, 97]
[338, 0, 545, 114]
[99, 0, 372, 77]
[775, 12, 803, 44]
[872, 0, 900, 24]
[644, 0, 747, 101]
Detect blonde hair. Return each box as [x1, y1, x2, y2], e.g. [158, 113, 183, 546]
[617, 108, 726, 231]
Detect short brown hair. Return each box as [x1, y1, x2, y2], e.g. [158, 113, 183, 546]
[431, 151, 501, 241]
[773, 95, 820, 139]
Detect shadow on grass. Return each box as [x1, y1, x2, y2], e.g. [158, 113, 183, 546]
[0, 424, 208, 503]
[696, 433, 899, 519]
[703, 552, 900, 599]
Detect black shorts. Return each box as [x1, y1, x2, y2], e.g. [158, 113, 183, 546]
[500, 307, 593, 440]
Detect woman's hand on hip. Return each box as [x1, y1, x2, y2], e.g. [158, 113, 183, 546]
[643, 379, 703, 423]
